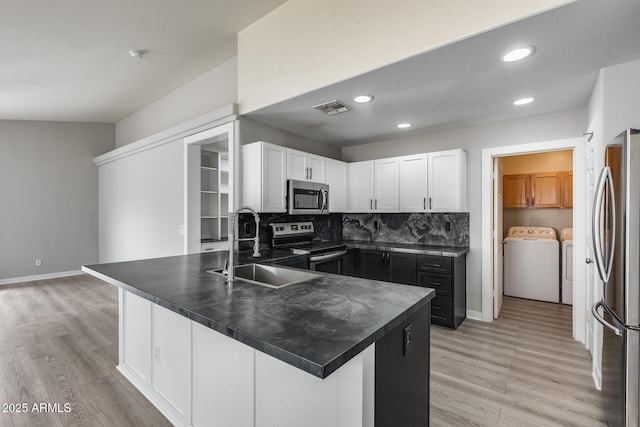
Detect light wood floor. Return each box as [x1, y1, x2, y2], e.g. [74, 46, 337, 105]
[430, 296, 608, 427]
[1, 276, 607, 426]
[0, 275, 171, 427]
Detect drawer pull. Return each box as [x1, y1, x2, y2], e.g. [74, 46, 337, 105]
[425, 281, 441, 286]
[425, 264, 441, 267]
[432, 315, 447, 321]
[432, 305, 441, 310]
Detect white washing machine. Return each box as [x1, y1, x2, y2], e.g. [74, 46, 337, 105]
[560, 228, 574, 305]
[503, 226, 559, 303]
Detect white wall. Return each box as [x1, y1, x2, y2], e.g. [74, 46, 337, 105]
[115, 57, 238, 148]
[238, 117, 341, 159]
[586, 59, 640, 388]
[98, 140, 184, 263]
[237, 0, 573, 113]
[342, 108, 587, 312]
[0, 121, 114, 280]
[600, 59, 640, 142]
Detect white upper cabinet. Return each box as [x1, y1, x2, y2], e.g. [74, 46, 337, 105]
[374, 158, 400, 212]
[392, 149, 468, 213]
[245, 141, 466, 214]
[399, 154, 429, 212]
[286, 148, 326, 183]
[348, 161, 375, 212]
[325, 159, 348, 212]
[428, 149, 467, 212]
[348, 159, 399, 212]
[243, 141, 287, 212]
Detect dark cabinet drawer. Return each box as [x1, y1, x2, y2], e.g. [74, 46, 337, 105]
[417, 255, 452, 274]
[417, 272, 452, 297]
[430, 295, 453, 326]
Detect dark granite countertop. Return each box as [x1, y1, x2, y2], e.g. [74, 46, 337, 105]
[83, 250, 433, 379]
[341, 240, 469, 257]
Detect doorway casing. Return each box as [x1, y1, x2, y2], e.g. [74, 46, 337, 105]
[481, 136, 587, 344]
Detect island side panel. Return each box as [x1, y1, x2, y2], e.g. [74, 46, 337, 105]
[254, 345, 375, 427]
[192, 321, 255, 427]
[375, 302, 430, 426]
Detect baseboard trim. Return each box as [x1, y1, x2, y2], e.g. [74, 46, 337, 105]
[117, 364, 183, 427]
[0, 270, 84, 286]
[466, 310, 483, 321]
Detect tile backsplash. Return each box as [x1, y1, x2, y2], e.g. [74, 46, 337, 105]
[343, 213, 469, 247]
[238, 212, 469, 249]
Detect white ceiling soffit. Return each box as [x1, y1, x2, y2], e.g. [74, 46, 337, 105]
[246, 0, 640, 147]
[0, 0, 286, 123]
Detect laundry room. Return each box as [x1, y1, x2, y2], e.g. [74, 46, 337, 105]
[500, 150, 574, 305]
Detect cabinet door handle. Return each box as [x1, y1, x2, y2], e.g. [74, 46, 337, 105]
[310, 168, 313, 180]
[370, 199, 373, 210]
[429, 197, 432, 210]
[531, 197, 535, 206]
[423, 197, 426, 210]
[375, 199, 378, 210]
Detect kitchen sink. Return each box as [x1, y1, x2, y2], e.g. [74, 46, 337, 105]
[208, 263, 320, 289]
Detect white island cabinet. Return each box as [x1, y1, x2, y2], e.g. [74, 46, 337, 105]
[117, 289, 376, 427]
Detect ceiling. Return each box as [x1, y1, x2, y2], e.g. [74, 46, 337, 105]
[0, 0, 286, 123]
[246, 0, 640, 147]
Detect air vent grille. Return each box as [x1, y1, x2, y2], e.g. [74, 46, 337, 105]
[313, 100, 350, 116]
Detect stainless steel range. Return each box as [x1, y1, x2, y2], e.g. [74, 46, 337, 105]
[270, 222, 347, 274]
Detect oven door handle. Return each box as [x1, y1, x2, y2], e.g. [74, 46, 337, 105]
[309, 250, 348, 263]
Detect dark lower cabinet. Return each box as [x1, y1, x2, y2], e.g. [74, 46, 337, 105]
[342, 248, 358, 277]
[416, 254, 466, 329]
[358, 249, 387, 281]
[358, 249, 417, 285]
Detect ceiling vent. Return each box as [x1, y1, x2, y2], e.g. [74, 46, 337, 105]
[313, 100, 350, 116]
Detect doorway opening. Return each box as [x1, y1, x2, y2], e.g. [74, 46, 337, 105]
[183, 122, 236, 254]
[481, 136, 587, 344]
[493, 150, 574, 321]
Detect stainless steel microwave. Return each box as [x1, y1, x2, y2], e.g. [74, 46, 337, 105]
[287, 180, 329, 215]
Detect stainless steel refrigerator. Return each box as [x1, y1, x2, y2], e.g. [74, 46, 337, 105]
[592, 128, 640, 426]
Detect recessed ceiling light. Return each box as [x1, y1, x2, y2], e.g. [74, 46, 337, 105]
[397, 123, 412, 129]
[502, 46, 535, 62]
[353, 94, 374, 103]
[513, 97, 534, 106]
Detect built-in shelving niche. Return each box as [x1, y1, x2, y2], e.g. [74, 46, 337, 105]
[200, 148, 229, 242]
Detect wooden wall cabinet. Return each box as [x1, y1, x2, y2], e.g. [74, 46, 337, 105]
[560, 171, 573, 208]
[503, 171, 568, 209]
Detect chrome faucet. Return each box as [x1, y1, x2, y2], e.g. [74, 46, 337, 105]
[226, 206, 261, 283]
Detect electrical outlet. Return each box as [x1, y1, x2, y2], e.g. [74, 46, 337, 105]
[35, 259, 41, 266]
[403, 324, 412, 356]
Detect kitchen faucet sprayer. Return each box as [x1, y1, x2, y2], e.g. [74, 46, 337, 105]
[226, 206, 261, 283]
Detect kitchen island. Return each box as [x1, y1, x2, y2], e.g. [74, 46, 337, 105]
[83, 251, 434, 427]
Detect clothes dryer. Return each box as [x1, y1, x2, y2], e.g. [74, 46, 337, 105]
[503, 226, 559, 303]
[560, 228, 574, 305]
